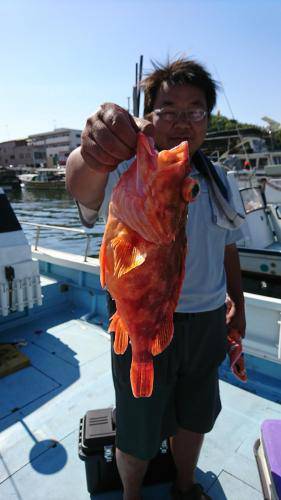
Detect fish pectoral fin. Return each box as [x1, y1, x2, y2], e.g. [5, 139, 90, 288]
[130, 357, 154, 398]
[111, 236, 146, 278]
[150, 317, 174, 356]
[110, 313, 129, 354]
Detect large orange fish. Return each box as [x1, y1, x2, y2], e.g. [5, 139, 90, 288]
[99, 132, 199, 397]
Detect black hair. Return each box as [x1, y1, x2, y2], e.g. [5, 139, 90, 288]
[141, 57, 219, 116]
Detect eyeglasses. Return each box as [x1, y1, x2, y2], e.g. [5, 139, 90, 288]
[153, 108, 207, 124]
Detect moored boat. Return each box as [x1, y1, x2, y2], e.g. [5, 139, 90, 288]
[22, 168, 65, 190]
[0, 191, 281, 498]
[0, 166, 21, 192]
[226, 172, 281, 286]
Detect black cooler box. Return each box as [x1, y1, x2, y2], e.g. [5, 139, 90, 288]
[78, 407, 176, 494]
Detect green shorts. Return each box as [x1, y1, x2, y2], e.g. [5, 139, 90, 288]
[110, 304, 227, 461]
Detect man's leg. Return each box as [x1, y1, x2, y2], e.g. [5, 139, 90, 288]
[170, 428, 204, 492]
[111, 325, 179, 500]
[116, 447, 149, 500]
[170, 308, 227, 499]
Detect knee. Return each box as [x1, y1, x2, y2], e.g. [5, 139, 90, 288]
[116, 447, 149, 470]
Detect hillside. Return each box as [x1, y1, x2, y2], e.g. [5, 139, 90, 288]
[208, 113, 281, 150]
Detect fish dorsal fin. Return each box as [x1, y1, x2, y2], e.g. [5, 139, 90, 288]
[111, 235, 146, 279]
[136, 133, 157, 195]
[109, 312, 129, 354]
[150, 316, 174, 356]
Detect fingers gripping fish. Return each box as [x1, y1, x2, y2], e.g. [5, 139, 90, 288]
[99, 133, 199, 397]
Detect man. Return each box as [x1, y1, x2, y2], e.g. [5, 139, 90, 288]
[66, 58, 246, 500]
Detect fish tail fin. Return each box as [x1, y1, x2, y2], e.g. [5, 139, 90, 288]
[130, 357, 154, 398]
[151, 316, 174, 356]
[109, 312, 129, 354]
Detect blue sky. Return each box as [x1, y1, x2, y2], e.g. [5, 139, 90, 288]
[0, 0, 280, 142]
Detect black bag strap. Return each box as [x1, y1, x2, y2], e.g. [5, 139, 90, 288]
[192, 150, 229, 201]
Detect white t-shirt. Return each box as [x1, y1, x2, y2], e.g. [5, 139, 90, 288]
[78, 159, 243, 312]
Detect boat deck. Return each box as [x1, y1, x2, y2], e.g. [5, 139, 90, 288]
[1, 282, 280, 499]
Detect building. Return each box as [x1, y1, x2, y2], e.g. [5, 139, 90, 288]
[0, 139, 46, 168]
[28, 128, 82, 166]
[0, 128, 82, 169]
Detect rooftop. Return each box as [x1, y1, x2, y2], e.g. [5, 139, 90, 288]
[28, 128, 82, 138]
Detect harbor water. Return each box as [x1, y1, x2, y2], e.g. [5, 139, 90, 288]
[7, 187, 281, 298]
[7, 187, 105, 257]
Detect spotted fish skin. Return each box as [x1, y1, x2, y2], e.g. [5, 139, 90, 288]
[99, 132, 199, 397]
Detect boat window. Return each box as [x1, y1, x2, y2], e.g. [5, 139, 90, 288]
[240, 187, 265, 213]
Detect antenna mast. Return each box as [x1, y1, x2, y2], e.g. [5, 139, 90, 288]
[133, 55, 143, 117]
[214, 66, 250, 164]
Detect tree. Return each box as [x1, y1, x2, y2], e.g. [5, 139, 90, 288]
[271, 129, 281, 149]
[208, 113, 264, 134]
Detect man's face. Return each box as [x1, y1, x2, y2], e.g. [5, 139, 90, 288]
[150, 83, 208, 156]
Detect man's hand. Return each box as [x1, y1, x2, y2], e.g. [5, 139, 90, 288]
[225, 294, 235, 325]
[81, 103, 155, 173]
[225, 294, 246, 338]
[224, 243, 246, 338]
[228, 304, 246, 338]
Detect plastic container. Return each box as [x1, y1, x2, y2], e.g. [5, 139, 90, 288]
[254, 419, 281, 500]
[78, 407, 176, 494]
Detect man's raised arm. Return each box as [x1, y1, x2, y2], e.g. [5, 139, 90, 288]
[66, 103, 154, 211]
[66, 146, 109, 210]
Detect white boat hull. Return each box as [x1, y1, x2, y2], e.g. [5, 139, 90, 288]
[23, 180, 65, 190]
[238, 247, 281, 279]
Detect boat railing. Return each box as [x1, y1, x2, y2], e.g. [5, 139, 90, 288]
[20, 221, 103, 262]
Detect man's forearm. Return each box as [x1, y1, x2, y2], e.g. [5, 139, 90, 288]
[65, 147, 109, 210]
[224, 243, 244, 305]
[224, 243, 246, 335]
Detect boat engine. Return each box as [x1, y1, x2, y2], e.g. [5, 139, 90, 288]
[0, 188, 42, 316]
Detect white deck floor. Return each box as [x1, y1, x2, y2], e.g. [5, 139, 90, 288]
[1, 304, 280, 499]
